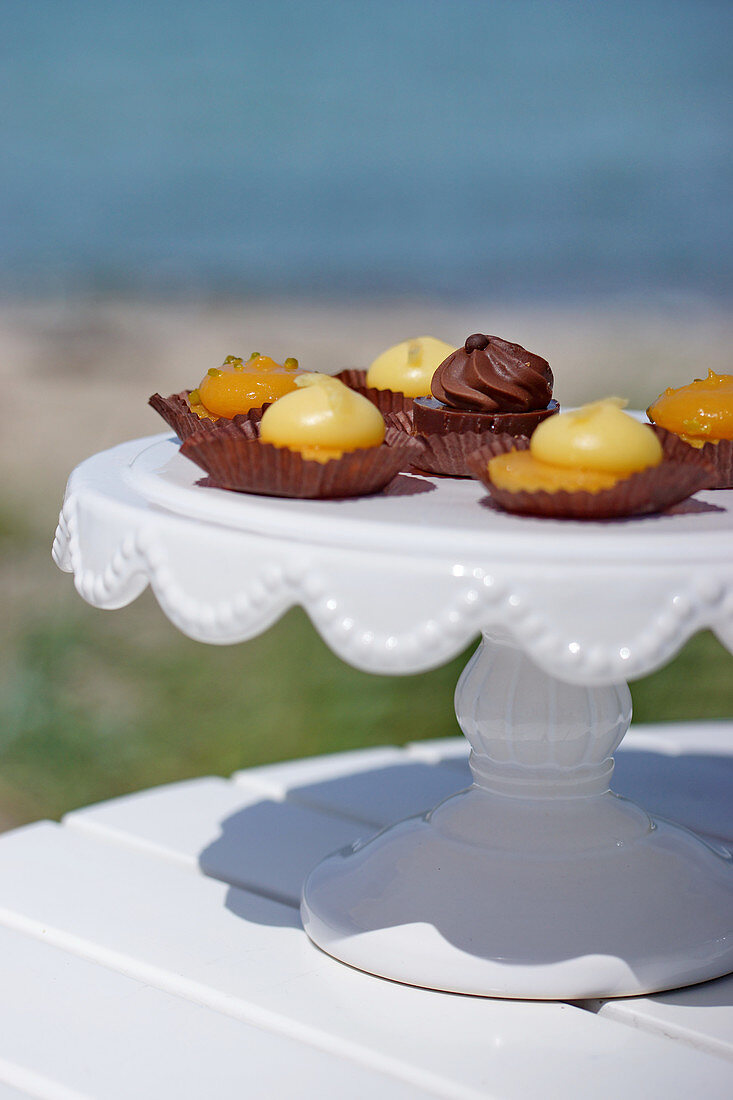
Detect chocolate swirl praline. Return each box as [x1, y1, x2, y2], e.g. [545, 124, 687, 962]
[414, 332, 557, 438]
[432, 332, 553, 412]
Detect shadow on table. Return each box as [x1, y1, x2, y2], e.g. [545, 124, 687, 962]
[198, 747, 733, 943]
[649, 971, 733, 1008]
[198, 755, 472, 912]
[612, 750, 733, 842]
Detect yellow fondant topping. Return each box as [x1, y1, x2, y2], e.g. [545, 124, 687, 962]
[647, 369, 733, 445]
[259, 373, 386, 463]
[366, 336, 456, 397]
[196, 354, 302, 418]
[530, 398, 663, 476]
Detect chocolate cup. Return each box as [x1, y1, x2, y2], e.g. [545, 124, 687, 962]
[149, 391, 269, 442]
[413, 397, 560, 437]
[335, 370, 417, 416]
[648, 424, 733, 490]
[179, 420, 426, 499]
[384, 410, 527, 478]
[466, 433, 716, 520]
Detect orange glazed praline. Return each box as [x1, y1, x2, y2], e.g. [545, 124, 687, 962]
[647, 370, 733, 489]
[468, 399, 714, 519]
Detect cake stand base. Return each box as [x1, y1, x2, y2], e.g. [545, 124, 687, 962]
[301, 635, 733, 999]
[301, 791, 733, 999]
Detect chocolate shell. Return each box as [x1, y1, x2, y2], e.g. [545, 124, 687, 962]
[466, 432, 716, 520]
[413, 397, 559, 437]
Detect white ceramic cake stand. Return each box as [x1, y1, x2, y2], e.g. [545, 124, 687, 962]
[53, 432, 733, 1000]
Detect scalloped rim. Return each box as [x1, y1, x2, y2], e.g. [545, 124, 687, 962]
[53, 456, 733, 684]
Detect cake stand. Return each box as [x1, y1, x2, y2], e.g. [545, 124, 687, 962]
[53, 432, 733, 1000]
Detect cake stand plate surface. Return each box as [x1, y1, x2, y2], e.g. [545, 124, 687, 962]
[54, 434, 733, 999]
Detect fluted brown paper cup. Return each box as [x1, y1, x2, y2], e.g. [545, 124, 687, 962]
[149, 391, 270, 442]
[649, 425, 733, 490]
[180, 420, 425, 499]
[335, 370, 416, 416]
[466, 434, 715, 520]
[384, 411, 531, 478]
[148, 391, 212, 441]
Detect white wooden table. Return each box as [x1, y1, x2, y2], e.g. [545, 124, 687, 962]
[0, 723, 731, 1099]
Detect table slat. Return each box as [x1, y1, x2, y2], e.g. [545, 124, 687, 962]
[4, 822, 730, 1095]
[0, 823, 729, 1098]
[594, 974, 733, 1062]
[0, 923, 426, 1100]
[0, 1083, 38, 1100]
[238, 755, 472, 827]
[66, 777, 369, 907]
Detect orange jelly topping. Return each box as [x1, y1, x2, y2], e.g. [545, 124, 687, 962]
[488, 450, 620, 494]
[193, 354, 302, 419]
[647, 369, 733, 445]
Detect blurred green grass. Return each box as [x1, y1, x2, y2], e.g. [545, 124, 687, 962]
[2, 555, 732, 829]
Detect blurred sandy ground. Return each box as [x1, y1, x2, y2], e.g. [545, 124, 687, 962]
[4, 296, 733, 532]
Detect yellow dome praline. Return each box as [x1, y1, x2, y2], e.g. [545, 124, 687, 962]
[366, 337, 456, 398]
[259, 374, 386, 463]
[488, 398, 663, 494]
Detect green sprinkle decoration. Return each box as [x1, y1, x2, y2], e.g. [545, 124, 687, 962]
[188, 389, 200, 404]
[249, 351, 261, 360]
[223, 355, 243, 365]
[682, 418, 708, 435]
[207, 367, 223, 377]
[284, 357, 299, 370]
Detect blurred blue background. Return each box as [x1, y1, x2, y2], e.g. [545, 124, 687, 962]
[2, 0, 731, 303]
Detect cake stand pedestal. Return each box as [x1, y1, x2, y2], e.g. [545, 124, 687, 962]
[53, 433, 733, 1000]
[303, 632, 733, 998]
